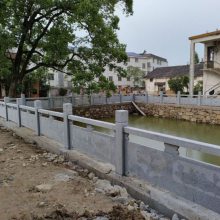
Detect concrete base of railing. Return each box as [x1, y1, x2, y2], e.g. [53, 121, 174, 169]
[0, 118, 219, 220]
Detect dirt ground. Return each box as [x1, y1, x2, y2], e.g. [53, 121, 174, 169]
[0, 126, 146, 220]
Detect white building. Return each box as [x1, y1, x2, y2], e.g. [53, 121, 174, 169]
[103, 51, 168, 94]
[47, 70, 72, 96]
[144, 64, 203, 95]
[48, 51, 168, 95]
[189, 30, 220, 95]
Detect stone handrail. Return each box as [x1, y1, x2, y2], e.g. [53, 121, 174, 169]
[38, 109, 64, 118]
[3, 92, 220, 109]
[68, 115, 116, 130]
[19, 105, 35, 112]
[124, 126, 220, 157]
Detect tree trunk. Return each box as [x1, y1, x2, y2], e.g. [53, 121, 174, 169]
[8, 64, 23, 98]
[8, 81, 18, 98]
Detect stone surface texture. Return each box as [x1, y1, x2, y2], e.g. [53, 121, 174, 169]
[73, 103, 136, 119]
[136, 103, 220, 125]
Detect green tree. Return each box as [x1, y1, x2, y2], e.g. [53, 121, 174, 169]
[195, 51, 200, 64]
[168, 76, 189, 94]
[72, 75, 116, 96]
[21, 69, 50, 97]
[0, 0, 133, 97]
[193, 80, 203, 95]
[127, 66, 145, 88]
[0, 61, 11, 97]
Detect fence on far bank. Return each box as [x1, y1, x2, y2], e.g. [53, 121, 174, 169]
[0, 97, 220, 214]
[1, 91, 220, 109]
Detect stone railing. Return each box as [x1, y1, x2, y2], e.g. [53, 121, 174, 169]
[2, 92, 220, 108]
[0, 97, 220, 214]
[0, 94, 134, 109]
[135, 91, 220, 107]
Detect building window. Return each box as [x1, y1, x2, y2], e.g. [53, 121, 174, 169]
[109, 76, 113, 81]
[150, 78, 153, 82]
[48, 74, 54, 80]
[147, 62, 151, 68]
[156, 60, 161, 65]
[142, 63, 146, 69]
[67, 81, 72, 88]
[127, 77, 130, 81]
[135, 58, 138, 63]
[118, 76, 122, 81]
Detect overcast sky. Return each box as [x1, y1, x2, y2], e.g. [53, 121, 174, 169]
[117, 0, 220, 66]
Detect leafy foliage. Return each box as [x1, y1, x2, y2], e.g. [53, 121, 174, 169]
[126, 66, 145, 87]
[19, 69, 50, 96]
[72, 75, 116, 96]
[193, 80, 203, 95]
[168, 76, 189, 94]
[194, 51, 200, 64]
[59, 88, 67, 96]
[0, 0, 133, 97]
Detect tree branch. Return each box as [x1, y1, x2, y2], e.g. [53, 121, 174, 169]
[20, 10, 65, 76]
[34, 7, 59, 22]
[26, 53, 76, 74]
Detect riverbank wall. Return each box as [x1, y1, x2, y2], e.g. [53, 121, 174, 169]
[136, 103, 220, 125]
[70, 102, 220, 125]
[53, 102, 136, 119]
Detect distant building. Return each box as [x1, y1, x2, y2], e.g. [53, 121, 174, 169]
[47, 70, 72, 96]
[145, 63, 203, 95]
[47, 51, 168, 95]
[103, 51, 168, 94]
[189, 30, 220, 95]
[39, 47, 168, 96]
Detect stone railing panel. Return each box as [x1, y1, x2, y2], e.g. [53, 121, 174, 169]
[163, 96, 177, 104]
[125, 141, 220, 213]
[7, 105, 18, 123]
[39, 115, 65, 145]
[70, 124, 114, 164]
[0, 102, 5, 118]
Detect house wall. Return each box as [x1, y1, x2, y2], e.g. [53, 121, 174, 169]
[203, 42, 220, 95]
[103, 64, 134, 88]
[31, 81, 40, 98]
[145, 76, 203, 95]
[203, 70, 220, 95]
[103, 55, 168, 91]
[145, 77, 169, 95]
[48, 70, 64, 88]
[48, 70, 73, 96]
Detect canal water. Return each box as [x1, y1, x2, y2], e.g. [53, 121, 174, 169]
[101, 115, 220, 166]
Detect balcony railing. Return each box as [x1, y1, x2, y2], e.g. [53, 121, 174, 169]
[206, 61, 214, 69]
[204, 60, 220, 69]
